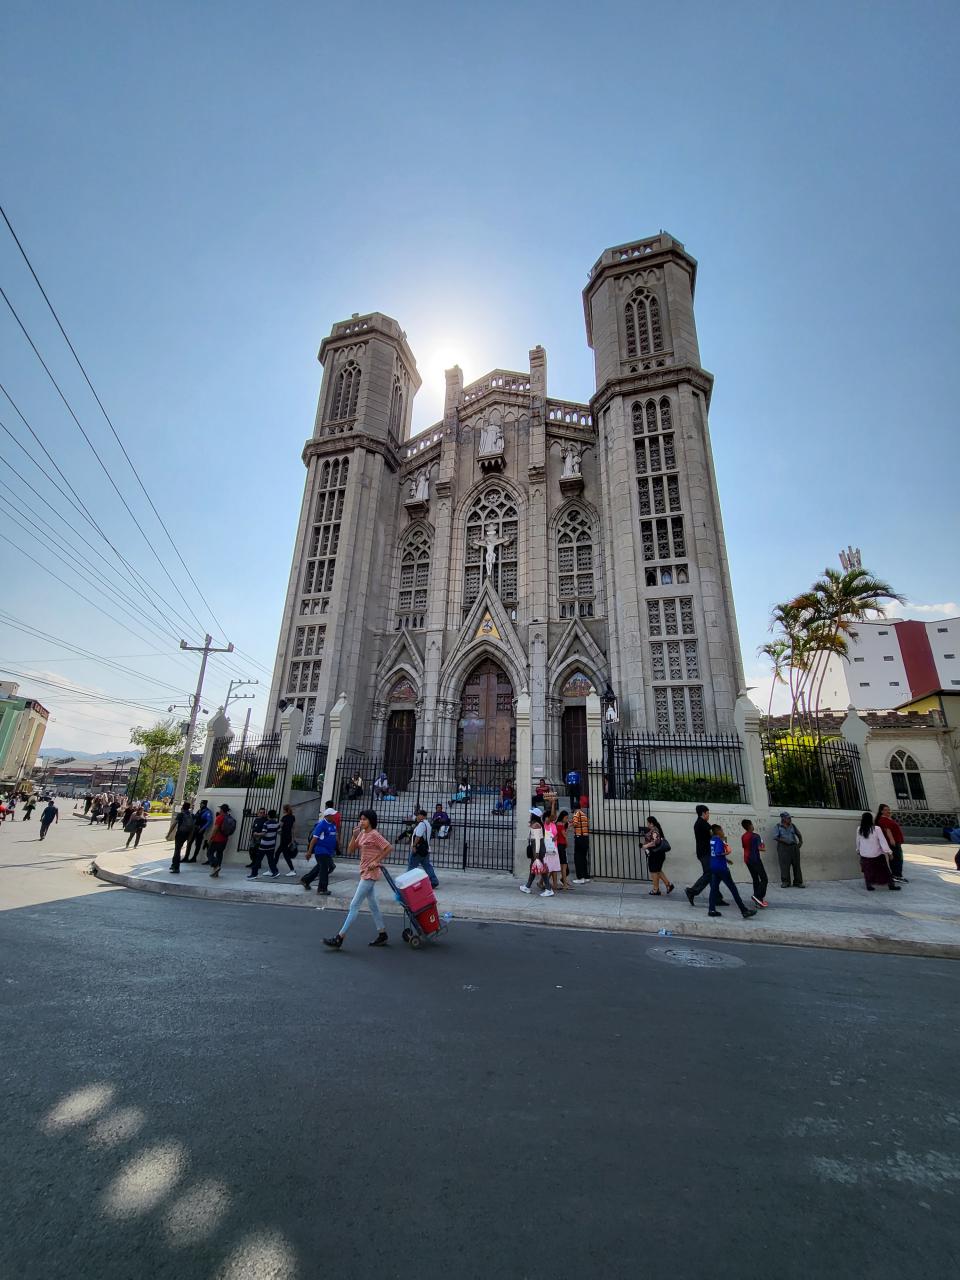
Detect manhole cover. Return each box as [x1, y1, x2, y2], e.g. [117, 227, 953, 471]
[647, 945, 745, 969]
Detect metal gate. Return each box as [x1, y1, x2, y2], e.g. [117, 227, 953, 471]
[230, 734, 287, 851]
[331, 750, 516, 871]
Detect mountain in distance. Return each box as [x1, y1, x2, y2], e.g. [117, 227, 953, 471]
[38, 747, 144, 762]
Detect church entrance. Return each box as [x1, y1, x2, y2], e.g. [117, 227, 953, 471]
[561, 706, 587, 787]
[458, 658, 514, 761]
[384, 709, 416, 790]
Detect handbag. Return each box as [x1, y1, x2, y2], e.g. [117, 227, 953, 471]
[531, 858, 547, 875]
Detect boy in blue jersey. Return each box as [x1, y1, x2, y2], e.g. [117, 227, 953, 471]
[304, 808, 338, 895]
[708, 823, 757, 920]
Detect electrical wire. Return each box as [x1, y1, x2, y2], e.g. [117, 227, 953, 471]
[0, 284, 211, 633]
[0, 202, 229, 640]
[0, 609, 190, 695]
[0, 666, 172, 714]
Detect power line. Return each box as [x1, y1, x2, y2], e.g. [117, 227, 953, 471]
[0, 396, 231, 652]
[0, 283, 210, 633]
[0, 202, 229, 641]
[0, 527, 205, 659]
[0, 666, 171, 715]
[0, 609, 191, 695]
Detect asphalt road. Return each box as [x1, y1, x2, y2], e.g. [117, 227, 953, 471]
[1, 815, 958, 1280]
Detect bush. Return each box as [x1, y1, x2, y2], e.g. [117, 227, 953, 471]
[631, 768, 742, 804]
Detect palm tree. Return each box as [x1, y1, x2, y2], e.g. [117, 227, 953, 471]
[757, 639, 790, 719]
[807, 568, 904, 725]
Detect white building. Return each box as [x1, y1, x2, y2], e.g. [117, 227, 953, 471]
[819, 617, 960, 711]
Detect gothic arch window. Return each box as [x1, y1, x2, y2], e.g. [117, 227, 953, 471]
[396, 527, 431, 629]
[330, 360, 361, 421]
[890, 750, 926, 806]
[624, 289, 663, 358]
[388, 374, 403, 438]
[464, 486, 519, 609]
[556, 506, 596, 619]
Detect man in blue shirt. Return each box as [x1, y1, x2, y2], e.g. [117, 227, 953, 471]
[303, 808, 338, 895]
[185, 799, 213, 863]
[708, 823, 757, 920]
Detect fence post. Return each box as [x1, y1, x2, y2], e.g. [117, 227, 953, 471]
[325, 694, 352, 799]
[198, 710, 231, 792]
[278, 704, 304, 812]
[513, 691, 532, 876]
[734, 694, 768, 810]
[841, 705, 878, 812]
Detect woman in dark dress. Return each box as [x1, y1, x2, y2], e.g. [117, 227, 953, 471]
[642, 815, 674, 896]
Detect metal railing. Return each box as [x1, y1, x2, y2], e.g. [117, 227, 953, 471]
[761, 734, 867, 811]
[602, 732, 747, 804]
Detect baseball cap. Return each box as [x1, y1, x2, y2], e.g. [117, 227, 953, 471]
[323, 807, 337, 816]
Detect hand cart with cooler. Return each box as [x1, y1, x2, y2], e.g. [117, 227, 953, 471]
[382, 865, 448, 949]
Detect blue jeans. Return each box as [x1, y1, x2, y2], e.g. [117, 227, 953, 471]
[340, 878, 385, 935]
[407, 849, 439, 888]
[708, 866, 747, 913]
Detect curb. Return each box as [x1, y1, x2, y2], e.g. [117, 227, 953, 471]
[92, 857, 960, 960]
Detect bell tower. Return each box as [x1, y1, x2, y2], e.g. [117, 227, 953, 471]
[583, 234, 743, 733]
[267, 313, 420, 741]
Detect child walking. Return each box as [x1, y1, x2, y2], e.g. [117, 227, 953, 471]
[740, 818, 768, 907]
[520, 808, 553, 897]
[708, 823, 757, 920]
[543, 815, 562, 891]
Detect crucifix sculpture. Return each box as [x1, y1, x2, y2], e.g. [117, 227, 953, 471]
[472, 522, 514, 583]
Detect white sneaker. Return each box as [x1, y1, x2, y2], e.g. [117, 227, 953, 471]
[581, 878, 592, 883]
[285, 871, 297, 877]
[540, 889, 555, 897]
[519, 884, 532, 894]
[572, 878, 586, 885]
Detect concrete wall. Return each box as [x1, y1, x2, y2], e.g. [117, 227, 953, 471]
[586, 799, 866, 883]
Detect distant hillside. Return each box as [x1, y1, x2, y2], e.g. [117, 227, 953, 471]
[38, 747, 144, 762]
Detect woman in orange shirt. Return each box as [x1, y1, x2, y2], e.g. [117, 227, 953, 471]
[323, 810, 393, 949]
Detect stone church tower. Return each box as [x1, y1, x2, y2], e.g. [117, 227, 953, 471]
[267, 234, 744, 779]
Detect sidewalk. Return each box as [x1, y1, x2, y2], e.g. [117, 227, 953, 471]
[92, 839, 960, 959]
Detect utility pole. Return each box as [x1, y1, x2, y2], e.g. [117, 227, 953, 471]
[224, 677, 258, 712]
[172, 634, 234, 811]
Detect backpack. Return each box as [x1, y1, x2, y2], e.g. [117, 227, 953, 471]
[221, 813, 237, 837]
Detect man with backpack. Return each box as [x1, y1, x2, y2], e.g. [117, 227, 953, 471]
[209, 804, 236, 878]
[169, 801, 196, 874]
[185, 799, 213, 862]
[408, 806, 439, 888]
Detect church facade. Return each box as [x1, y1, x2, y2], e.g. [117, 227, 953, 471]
[267, 233, 744, 780]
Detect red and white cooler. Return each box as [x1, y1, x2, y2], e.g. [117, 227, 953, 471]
[394, 866, 436, 915]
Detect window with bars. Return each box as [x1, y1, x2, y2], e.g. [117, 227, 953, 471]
[556, 506, 596, 619]
[624, 290, 664, 358]
[329, 360, 361, 421]
[292, 624, 326, 658]
[464, 486, 519, 608]
[647, 598, 697, 638]
[654, 685, 706, 733]
[293, 696, 317, 736]
[302, 457, 349, 609]
[397, 527, 431, 627]
[287, 659, 323, 695]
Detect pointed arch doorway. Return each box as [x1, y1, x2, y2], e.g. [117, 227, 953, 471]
[458, 658, 514, 761]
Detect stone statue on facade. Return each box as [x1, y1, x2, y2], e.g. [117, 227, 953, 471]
[478, 419, 504, 457]
[415, 469, 430, 501]
[561, 442, 583, 477]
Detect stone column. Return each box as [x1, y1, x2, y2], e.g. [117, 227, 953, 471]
[513, 692, 532, 876]
[199, 711, 231, 792]
[841, 705, 879, 812]
[734, 693, 767, 812]
[585, 689, 607, 829]
[278, 704, 304, 811]
[325, 694, 353, 799]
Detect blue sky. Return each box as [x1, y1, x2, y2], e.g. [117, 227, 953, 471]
[1, 0, 957, 751]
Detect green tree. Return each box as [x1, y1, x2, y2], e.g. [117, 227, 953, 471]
[129, 718, 185, 800]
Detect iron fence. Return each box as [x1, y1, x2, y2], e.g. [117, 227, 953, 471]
[208, 733, 282, 790]
[292, 742, 328, 794]
[602, 731, 747, 804]
[331, 750, 517, 872]
[761, 734, 867, 811]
